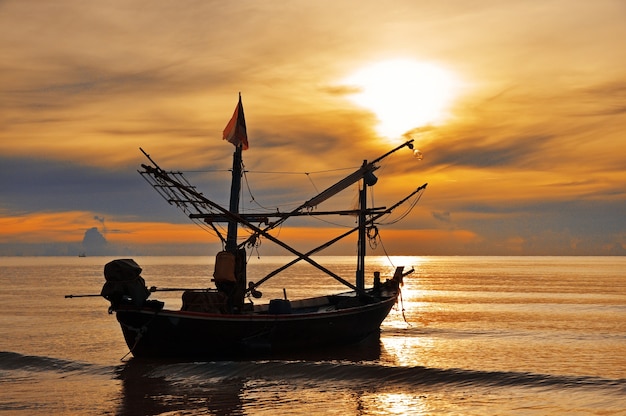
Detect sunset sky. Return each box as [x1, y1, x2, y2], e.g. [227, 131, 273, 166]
[1, 0, 625, 256]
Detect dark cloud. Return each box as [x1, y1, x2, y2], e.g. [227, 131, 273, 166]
[320, 85, 363, 96]
[457, 198, 624, 235]
[82, 226, 107, 253]
[432, 211, 451, 222]
[425, 135, 552, 170]
[578, 80, 626, 117]
[0, 156, 175, 221]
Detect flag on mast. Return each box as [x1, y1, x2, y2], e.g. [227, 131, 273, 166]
[223, 93, 249, 150]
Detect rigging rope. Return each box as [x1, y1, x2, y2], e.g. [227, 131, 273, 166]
[378, 188, 425, 225]
[119, 309, 161, 361]
[373, 230, 412, 326]
[305, 172, 319, 194]
[242, 168, 309, 212]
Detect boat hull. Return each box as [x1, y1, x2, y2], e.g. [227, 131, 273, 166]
[115, 295, 398, 358]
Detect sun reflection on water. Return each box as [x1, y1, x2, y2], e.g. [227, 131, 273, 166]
[361, 392, 431, 415]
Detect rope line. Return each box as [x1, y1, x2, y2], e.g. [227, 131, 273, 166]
[119, 309, 160, 361]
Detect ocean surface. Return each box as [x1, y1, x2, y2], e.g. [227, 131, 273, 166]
[1, 255, 624, 415]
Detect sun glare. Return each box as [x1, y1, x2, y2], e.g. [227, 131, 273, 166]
[344, 59, 459, 139]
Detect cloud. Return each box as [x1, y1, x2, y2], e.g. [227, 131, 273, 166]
[425, 135, 553, 170]
[0, 156, 163, 217]
[82, 226, 107, 253]
[432, 211, 451, 223]
[1, 0, 625, 256]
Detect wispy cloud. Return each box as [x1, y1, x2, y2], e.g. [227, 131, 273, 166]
[0, 0, 624, 255]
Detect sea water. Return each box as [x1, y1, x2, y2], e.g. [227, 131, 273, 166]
[0, 256, 624, 415]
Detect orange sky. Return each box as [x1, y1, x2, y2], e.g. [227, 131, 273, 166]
[1, 1, 625, 256]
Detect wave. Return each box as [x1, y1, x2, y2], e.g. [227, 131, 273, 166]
[0, 351, 113, 376]
[143, 359, 626, 394]
[3, 350, 624, 395]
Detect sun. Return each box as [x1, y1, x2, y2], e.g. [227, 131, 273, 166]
[343, 59, 459, 139]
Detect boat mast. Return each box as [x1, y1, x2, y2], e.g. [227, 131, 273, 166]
[226, 145, 243, 252]
[356, 171, 366, 291]
[222, 93, 247, 253]
[356, 159, 377, 290]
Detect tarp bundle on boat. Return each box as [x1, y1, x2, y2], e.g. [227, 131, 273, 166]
[181, 290, 228, 314]
[213, 251, 237, 282]
[101, 259, 150, 308]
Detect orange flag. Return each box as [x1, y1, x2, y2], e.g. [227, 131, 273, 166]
[222, 94, 249, 150]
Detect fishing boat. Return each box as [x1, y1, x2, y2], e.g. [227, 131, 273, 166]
[100, 95, 427, 359]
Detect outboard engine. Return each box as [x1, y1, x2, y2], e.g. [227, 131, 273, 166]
[101, 259, 150, 310]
